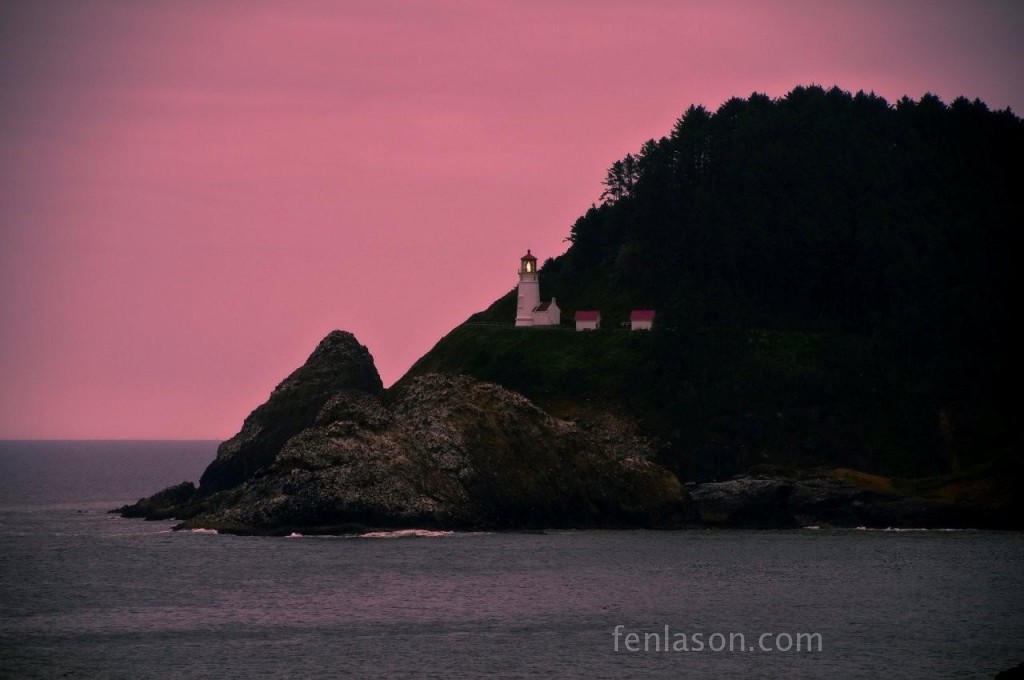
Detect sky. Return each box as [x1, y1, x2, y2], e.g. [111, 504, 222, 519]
[1, 0, 1021, 440]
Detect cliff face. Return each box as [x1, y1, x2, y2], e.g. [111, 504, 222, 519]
[122, 331, 685, 534]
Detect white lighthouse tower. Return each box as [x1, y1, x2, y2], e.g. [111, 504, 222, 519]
[514, 249, 560, 327]
[515, 250, 540, 327]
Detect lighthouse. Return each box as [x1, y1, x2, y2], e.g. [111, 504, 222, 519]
[514, 249, 560, 327]
[515, 250, 540, 326]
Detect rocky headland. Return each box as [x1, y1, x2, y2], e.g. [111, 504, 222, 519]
[118, 331, 685, 534]
[120, 89, 1024, 533]
[117, 330, 1018, 534]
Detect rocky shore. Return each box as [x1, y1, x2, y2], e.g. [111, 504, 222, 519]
[687, 467, 1014, 530]
[117, 330, 1019, 534]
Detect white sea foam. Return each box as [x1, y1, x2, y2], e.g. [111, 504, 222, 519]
[359, 529, 453, 538]
[285, 532, 303, 538]
[189, 528, 219, 535]
[882, 527, 929, 532]
[851, 526, 958, 533]
[803, 525, 821, 530]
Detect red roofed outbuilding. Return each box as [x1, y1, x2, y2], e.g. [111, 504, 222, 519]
[575, 310, 601, 331]
[630, 309, 656, 331]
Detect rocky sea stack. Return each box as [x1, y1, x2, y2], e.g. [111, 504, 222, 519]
[118, 330, 685, 534]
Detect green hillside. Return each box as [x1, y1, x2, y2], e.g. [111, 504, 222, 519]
[402, 85, 1023, 483]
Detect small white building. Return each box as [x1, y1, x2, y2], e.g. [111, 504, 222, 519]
[630, 309, 656, 331]
[575, 310, 600, 331]
[514, 250, 560, 327]
[532, 299, 561, 326]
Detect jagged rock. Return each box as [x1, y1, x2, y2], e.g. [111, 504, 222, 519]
[689, 477, 798, 528]
[198, 331, 383, 493]
[119, 331, 685, 534]
[116, 481, 197, 520]
[689, 470, 961, 528]
[314, 390, 391, 430]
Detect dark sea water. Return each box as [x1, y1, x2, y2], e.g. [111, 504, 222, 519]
[1, 441, 1022, 679]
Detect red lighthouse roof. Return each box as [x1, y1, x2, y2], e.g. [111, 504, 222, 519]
[521, 249, 537, 261]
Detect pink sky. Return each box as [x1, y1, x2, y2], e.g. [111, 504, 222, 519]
[1, 1, 1021, 439]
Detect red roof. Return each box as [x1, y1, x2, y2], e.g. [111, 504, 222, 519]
[534, 301, 551, 312]
[575, 310, 600, 321]
[630, 310, 656, 321]
[520, 249, 537, 261]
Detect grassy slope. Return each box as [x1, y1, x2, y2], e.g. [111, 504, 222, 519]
[397, 322, 957, 482]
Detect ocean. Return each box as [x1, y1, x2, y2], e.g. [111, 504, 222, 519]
[1, 440, 1022, 679]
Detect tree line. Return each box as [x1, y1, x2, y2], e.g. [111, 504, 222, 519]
[532, 85, 1022, 471]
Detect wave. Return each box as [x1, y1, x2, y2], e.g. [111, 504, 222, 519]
[359, 529, 454, 538]
[188, 528, 219, 535]
[851, 526, 969, 532]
